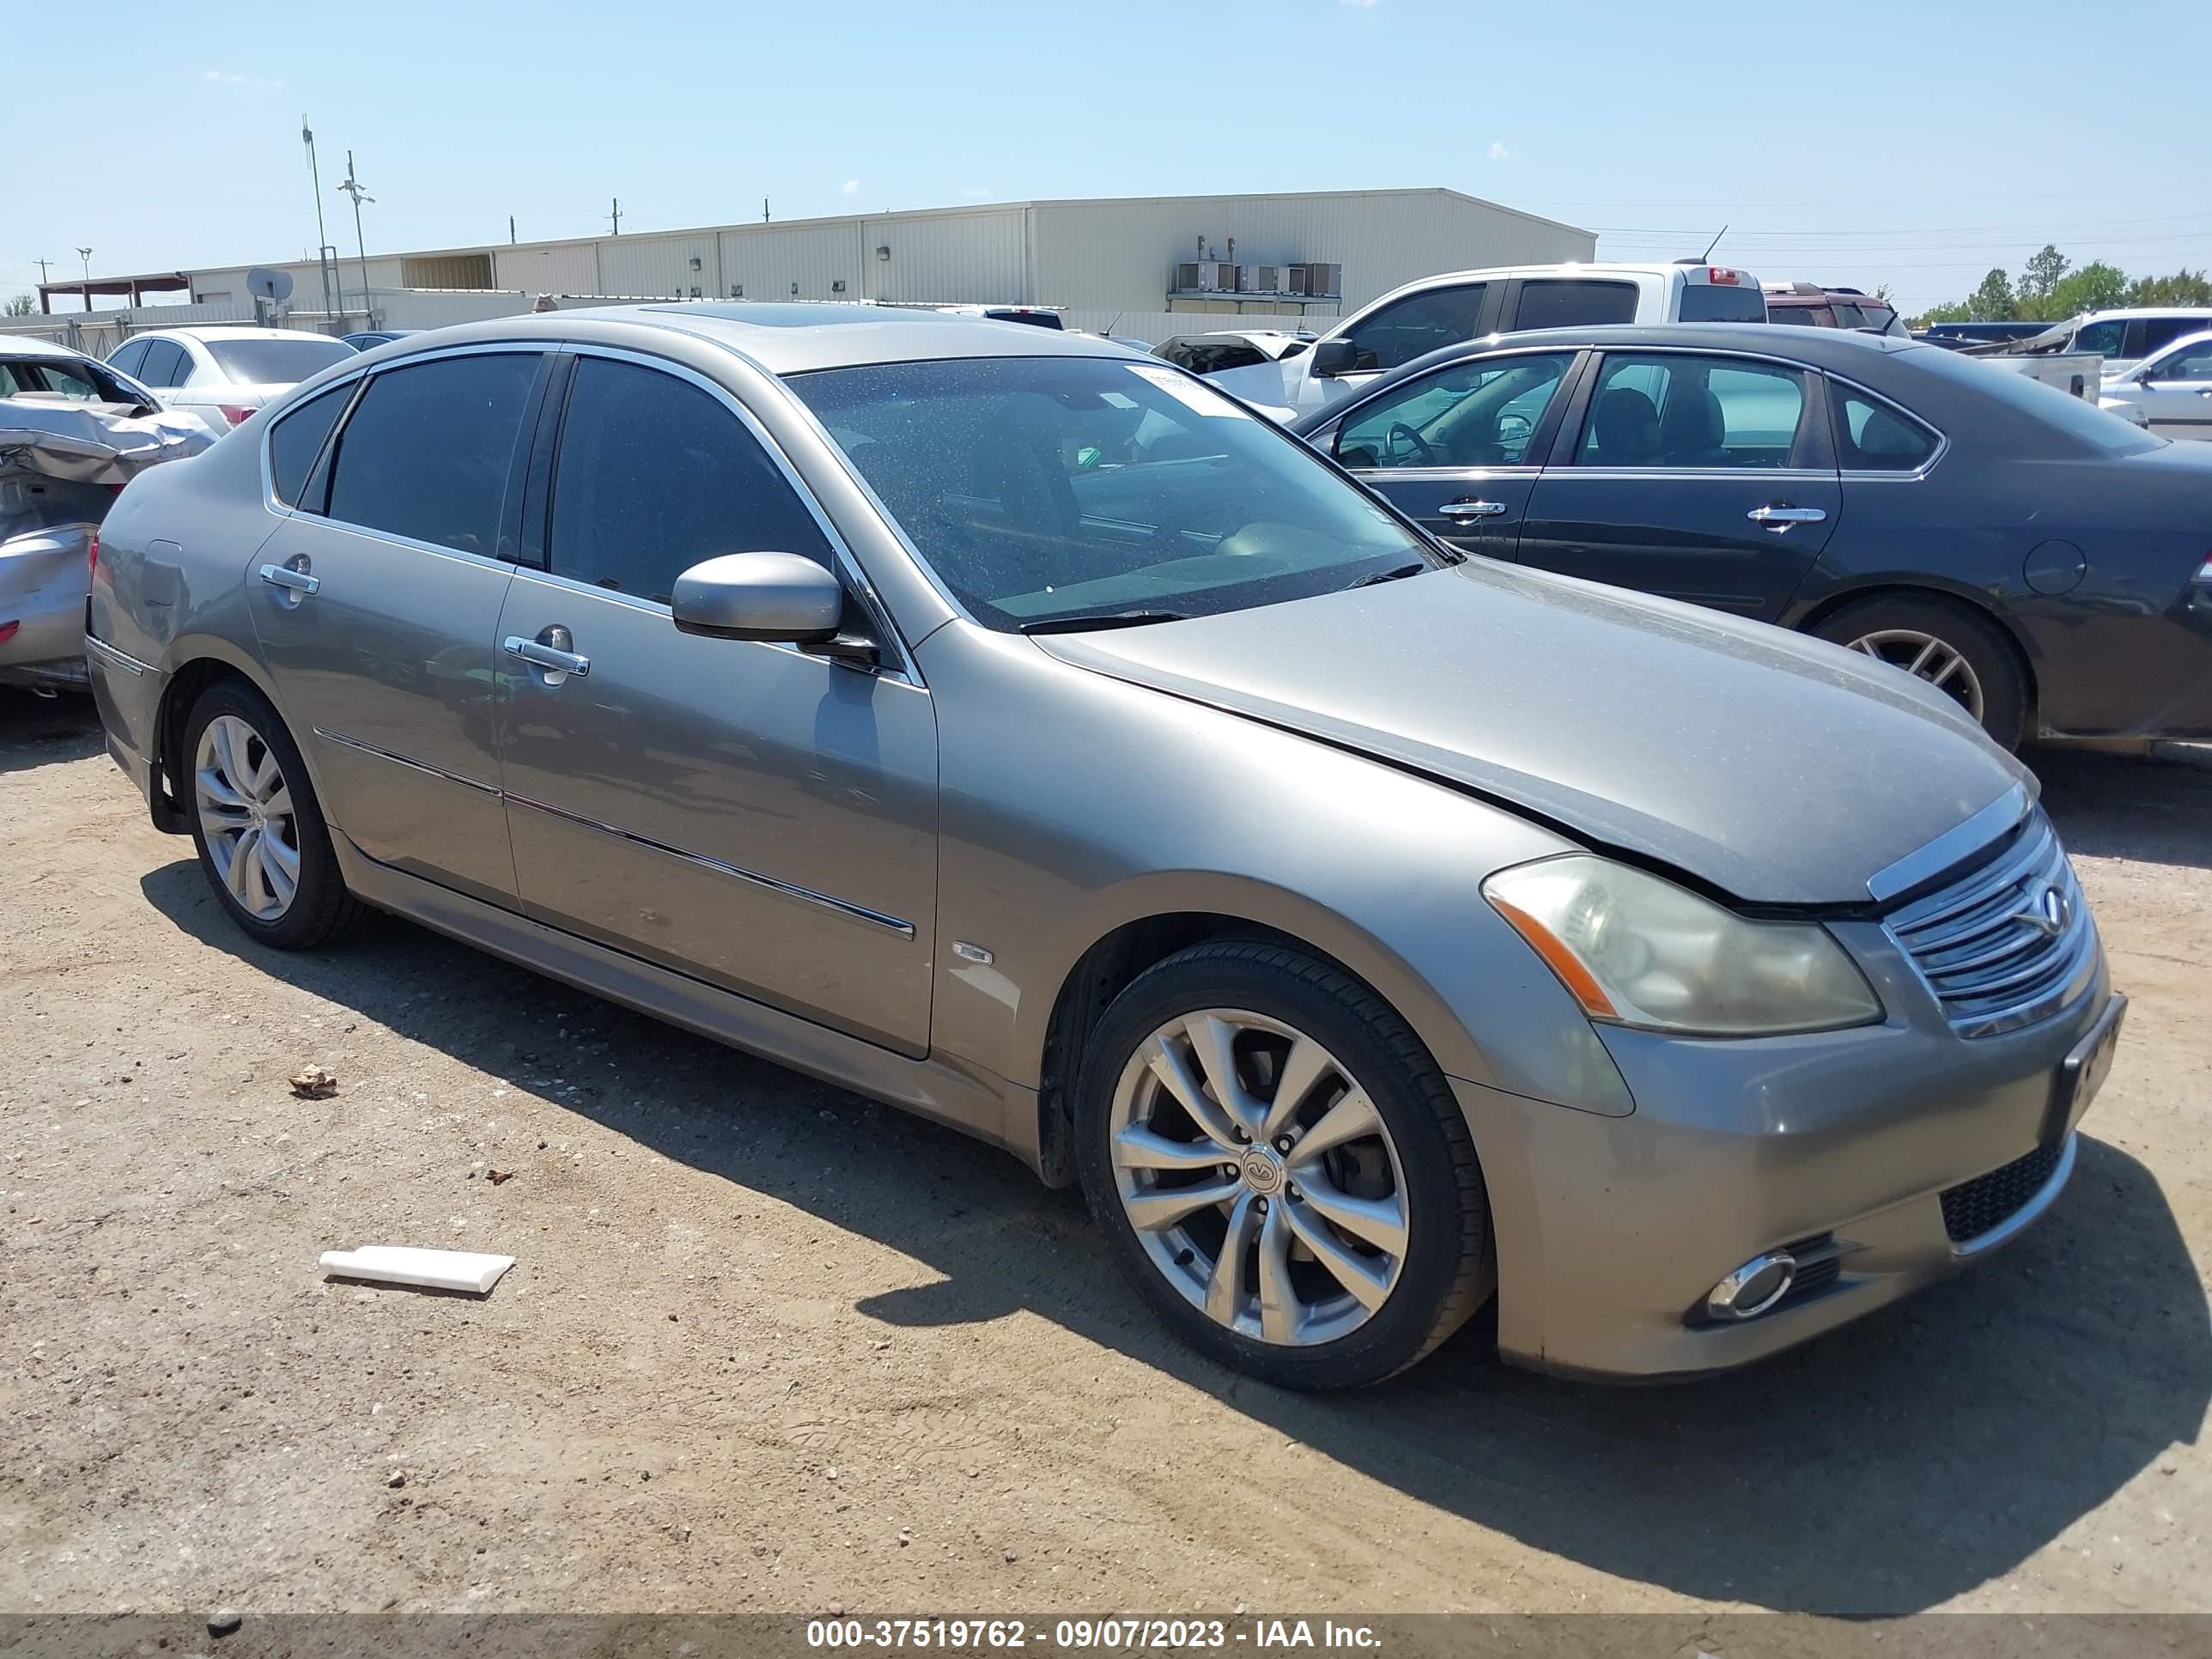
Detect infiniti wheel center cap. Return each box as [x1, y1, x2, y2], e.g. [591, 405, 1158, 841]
[1240, 1149, 1285, 1194]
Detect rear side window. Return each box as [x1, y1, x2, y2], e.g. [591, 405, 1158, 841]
[107, 339, 151, 377]
[1340, 283, 1487, 374]
[548, 356, 832, 605]
[2140, 316, 2212, 356]
[1832, 385, 1940, 471]
[1678, 283, 1771, 323]
[1513, 280, 1638, 331]
[1578, 353, 1808, 468]
[326, 353, 539, 556]
[139, 341, 191, 387]
[268, 383, 354, 509]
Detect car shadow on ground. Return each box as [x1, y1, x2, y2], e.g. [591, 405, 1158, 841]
[2032, 742, 2212, 870]
[139, 853, 2211, 1617]
[0, 689, 102, 775]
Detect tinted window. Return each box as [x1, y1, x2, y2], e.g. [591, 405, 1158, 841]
[1832, 386, 1939, 471]
[1830, 303, 1869, 329]
[204, 336, 358, 385]
[107, 339, 150, 377]
[1678, 283, 1770, 323]
[139, 341, 190, 387]
[549, 357, 833, 605]
[1766, 307, 1829, 327]
[1336, 352, 1576, 470]
[2071, 320, 2126, 357]
[1578, 354, 1808, 468]
[268, 383, 354, 509]
[790, 356, 1431, 633]
[2155, 342, 2212, 380]
[1513, 280, 1637, 331]
[2140, 316, 2212, 356]
[1340, 284, 1486, 374]
[326, 353, 538, 555]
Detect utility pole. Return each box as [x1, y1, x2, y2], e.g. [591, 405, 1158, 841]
[76, 247, 94, 311]
[509, 216, 517, 245]
[302, 118, 336, 320]
[609, 197, 622, 235]
[763, 198, 769, 225]
[337, 151, 375, 327]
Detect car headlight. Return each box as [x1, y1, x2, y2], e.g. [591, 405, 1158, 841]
[1483, 854, 1881, 1036]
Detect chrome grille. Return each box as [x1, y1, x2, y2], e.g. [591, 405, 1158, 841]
[1883, 810, 2099, 1038]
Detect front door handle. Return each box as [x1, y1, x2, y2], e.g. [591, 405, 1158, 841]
[258, 561, 319, 597]
[1437, 499, 1510, 521]
[1747, 503, 1828, 531]
[504, 634, 591, 679]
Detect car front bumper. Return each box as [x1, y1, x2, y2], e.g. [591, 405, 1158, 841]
[1456, 919, 2117, 1381]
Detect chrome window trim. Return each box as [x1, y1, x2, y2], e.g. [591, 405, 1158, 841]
[1565, 468, 1841, 483]
[1950, 1133, 2075, 1258]
[258, 370, 371, 514]
[1866, 782, 2031, 904]
[312, 727, 501, 796]
[505, 792, 915, 939]
[554, 342, 923, 687]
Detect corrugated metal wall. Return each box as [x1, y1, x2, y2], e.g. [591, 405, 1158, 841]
[863, 209, 1027, 303]
[718, 222, 864, 302]
[1031, 191, 1594, 314]
[495, 242, 601, 295]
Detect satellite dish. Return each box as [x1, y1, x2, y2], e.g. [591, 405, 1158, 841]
[246, 267, 295, 304]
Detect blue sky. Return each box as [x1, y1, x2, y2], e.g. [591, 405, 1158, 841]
[9, 0, 2205, 313]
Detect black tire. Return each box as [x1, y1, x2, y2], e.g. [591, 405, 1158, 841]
[1073, 939, 1492, 1389]
[181, 678, 362, 950]
[1809, 592, 2029, 750]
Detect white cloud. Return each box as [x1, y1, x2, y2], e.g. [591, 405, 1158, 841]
[1488, 141, 1511, 161]
[959, 186, 993, 201]
[204, 69, 282, 88]
[842, 179, 860, 196]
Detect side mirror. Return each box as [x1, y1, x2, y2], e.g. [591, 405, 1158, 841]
[671, 551, 878, 665]
[1310, 337, 1358, 379]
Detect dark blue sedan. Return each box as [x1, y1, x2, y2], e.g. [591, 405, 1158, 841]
[1291, 324, 2212, 749]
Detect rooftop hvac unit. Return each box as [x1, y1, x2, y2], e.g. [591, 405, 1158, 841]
[1173, 260, 1238, 292]
[1287, 263, 1343, 298]
[1238, 264, 1281, 294]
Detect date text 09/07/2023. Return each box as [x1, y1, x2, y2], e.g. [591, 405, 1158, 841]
[806, 1618, 1383, 1650]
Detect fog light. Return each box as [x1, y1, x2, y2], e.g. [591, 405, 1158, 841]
[1707, 1252, 1796, 1321]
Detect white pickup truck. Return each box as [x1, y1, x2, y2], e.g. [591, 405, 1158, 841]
[1203, 260, 1767, 422]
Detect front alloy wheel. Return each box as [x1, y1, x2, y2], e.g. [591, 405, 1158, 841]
[1109, 1010, 1408, 1347]
[195, 713, 302, 921]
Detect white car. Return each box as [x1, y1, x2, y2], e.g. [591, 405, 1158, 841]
[103, 326, 359, 430]
[1152, 330, 1316, 376]
[1202, 261, 1768, 421]
[2100, 329, 2212, 440]
[2003, 307, 2212, 377]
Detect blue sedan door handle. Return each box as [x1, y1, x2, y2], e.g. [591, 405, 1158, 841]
[1747, 502, 1828, 532]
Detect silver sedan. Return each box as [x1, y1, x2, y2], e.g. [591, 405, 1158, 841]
[82, 306, 2124, 1387]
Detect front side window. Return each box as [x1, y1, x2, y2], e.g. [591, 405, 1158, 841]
[1832, 385, 1939, 471]
[2071, 320, 2126, 357]
[790, 356, 1434, 633]
[1513, 280, 1638, 331]
[549, 357, 832, 605]
[269, 383, 355, 509]
[2153, 341, 2212, 381]
[1577, 354, 1809, 469]
[204, 336, 358, 386]
[326, 353, 539, 556]
[1335, 352, 1577, 470]
[1339, 284, 1486, 374]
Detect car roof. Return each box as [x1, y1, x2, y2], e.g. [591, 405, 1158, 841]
[377, 301, 1136, 375]
[2068, 307, 2212, 322]
[0, 335, 91, 362]
[126, 325, 324, 343]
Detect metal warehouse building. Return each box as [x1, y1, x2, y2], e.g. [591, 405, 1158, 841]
[38, 188, 1594, 343]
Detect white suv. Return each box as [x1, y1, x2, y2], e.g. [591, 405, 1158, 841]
[1204, 260, 1767, 420]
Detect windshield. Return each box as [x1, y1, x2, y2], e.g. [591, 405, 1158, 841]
[204, 337, 357, 385]
[790, 356, 1436, 631]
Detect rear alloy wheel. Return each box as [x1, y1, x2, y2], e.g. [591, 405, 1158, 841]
[1075, 940, 1491, 1389]
[1811, 593, 2028, 750]
[183, 678, 362, 950]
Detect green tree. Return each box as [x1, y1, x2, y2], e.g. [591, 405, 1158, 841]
[2045, 261, 2129, 319]
[2126, 268, 2212, 307]
[1962, 267, 2018, 320]
[3, 292, 38, 317]
[2015, 244, 2072, 318]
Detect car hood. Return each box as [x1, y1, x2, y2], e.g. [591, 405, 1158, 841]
[1030, 561, 2032, 906]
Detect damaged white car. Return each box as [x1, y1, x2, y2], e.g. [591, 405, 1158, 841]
[3, 337, 216, 692]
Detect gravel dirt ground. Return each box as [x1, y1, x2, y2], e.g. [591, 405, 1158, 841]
[3, 689, 2207, 1620]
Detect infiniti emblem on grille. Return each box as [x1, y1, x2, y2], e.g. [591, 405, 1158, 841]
[2014, 884, 2069, 939]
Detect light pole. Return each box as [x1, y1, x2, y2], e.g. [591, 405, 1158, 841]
[76, 246, 93, 312]
[337, 152, 375, 328]
[303, 118, 336, 320]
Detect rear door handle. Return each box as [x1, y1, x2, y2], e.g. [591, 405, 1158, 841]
[503, 635, 591, 678]
[1747, 504, 1827, 530]
[1437, 499, 1510, 521]
[258, 562, 319, 595]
